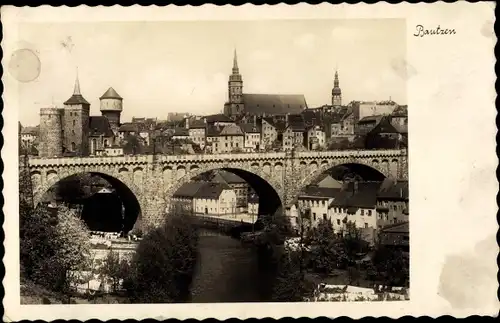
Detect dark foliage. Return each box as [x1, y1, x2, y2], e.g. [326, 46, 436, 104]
[123, 213, 199, 303]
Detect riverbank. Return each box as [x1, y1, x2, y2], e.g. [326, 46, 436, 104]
[20, 279, 130, 304]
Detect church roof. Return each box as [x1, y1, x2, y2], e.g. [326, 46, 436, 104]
[89, 116, 114, 137]
[100, 87, 123, 100]
[242, 93, 307, 116]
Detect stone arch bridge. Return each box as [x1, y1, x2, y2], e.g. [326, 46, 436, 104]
[25, 149, 408, 231]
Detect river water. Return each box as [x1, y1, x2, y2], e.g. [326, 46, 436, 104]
[189, 231, 275, 303]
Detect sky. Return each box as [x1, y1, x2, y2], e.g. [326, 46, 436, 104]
[16, 19, 406, 126]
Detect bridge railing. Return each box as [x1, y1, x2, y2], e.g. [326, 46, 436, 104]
[27, 149, 405, 166]
[294, 149, 405, 158]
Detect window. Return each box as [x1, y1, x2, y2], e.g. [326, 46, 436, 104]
[71, 130, 75, 135]
[71, 142, 76, 151]
[364, 223, 368, 228]
[323, 214, 327, 221]
[313, 213, 316, 221]
[73, 120, 76, 126]
[361, 210, 364, 216]
[337, 219, 340, 225]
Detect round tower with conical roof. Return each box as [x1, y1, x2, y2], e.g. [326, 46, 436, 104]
[100, 87, 123, 132]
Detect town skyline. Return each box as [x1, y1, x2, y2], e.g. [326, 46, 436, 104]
[16, 19, 407, 127]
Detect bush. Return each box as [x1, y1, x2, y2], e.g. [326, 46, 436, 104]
[304, 219, 339, 274]
[124, 213, 199, 303]
[371, 245, 409, 287]
[271, 251, 307, 301]
[21, 204, 91, 293]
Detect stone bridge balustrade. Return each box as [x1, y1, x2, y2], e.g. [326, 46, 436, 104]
[26, 149, 407, 232]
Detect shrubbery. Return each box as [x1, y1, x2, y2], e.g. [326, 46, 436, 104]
[20, 204, 91, 293]
[123, 212, 199, 303]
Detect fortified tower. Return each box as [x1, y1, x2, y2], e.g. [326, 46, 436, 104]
[331, 70, 342, 107]
[224, 49, 244, 117]
[38, 106, 63, 157]
[62, 73, 90, 156]
[100, 87, 123, 134]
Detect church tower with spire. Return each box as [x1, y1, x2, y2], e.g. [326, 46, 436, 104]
[62, 70, 90, 156]
[331, 70, 342, 107]
[224, 49, 244, 116]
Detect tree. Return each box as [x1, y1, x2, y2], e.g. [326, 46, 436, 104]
[21, 204, 91, 293]
[124, 213, 199, 303]
[305, 218, 339, 274]
[123, 134, 145, 155]
[271, 251, 309, 301]
[371, 245, 409, 287]
[99, 250, 122, 292]
[260, 211, 293, 245]
[341, 221, 369, 262]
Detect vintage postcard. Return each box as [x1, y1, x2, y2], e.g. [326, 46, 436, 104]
[2, 3, 497, 321]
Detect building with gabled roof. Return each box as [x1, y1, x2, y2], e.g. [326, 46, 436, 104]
[212, 170, 248, 209]
[376, 178, 409, 227]
[365, 116, 407, 149]
[192, 182, 238, 216]
[327, 181, 383, 232]
[212, 124, 244, 154]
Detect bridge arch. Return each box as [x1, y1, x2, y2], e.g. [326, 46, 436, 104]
[32, 169, 143, 233]
[165, 163, 284, 217]
[298, 159, 389, 193]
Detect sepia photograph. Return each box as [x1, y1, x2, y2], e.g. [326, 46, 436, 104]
[17, 17, 409, 305]
[2, 3, 497, 321]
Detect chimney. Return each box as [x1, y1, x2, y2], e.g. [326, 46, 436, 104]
[286, 113, 289, 126]
[253, 115, 257, 127]
[185, 117, 190, 129]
